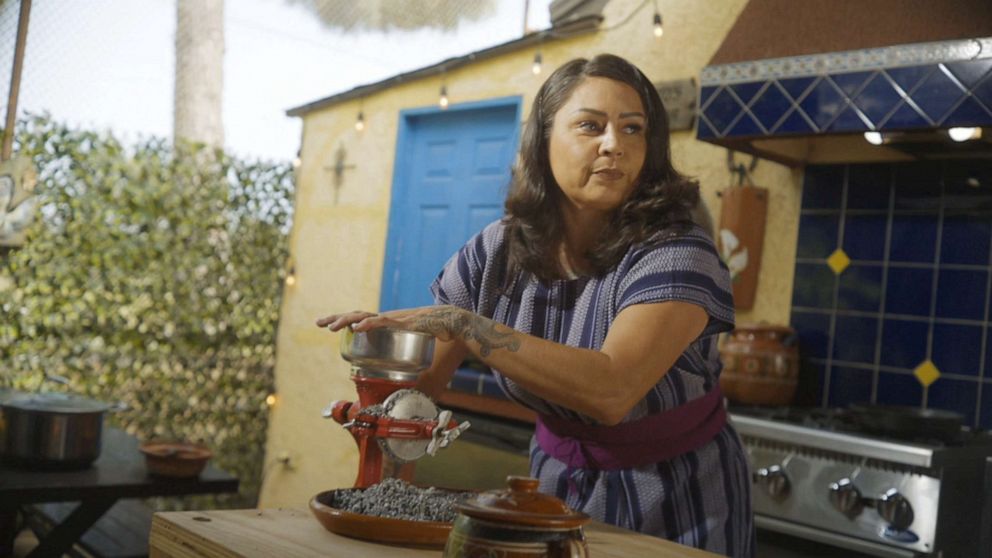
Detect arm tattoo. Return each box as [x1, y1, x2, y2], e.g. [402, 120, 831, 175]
[414, 307, 521, 357]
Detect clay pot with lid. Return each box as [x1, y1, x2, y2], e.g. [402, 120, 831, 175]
[443, 476, 590, 558]
[719, 323, 799, 406]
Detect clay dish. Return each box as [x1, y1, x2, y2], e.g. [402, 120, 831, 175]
[139, 441, 212, 478]
[309, 488, 456, 548]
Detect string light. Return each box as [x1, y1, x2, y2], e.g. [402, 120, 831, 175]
[355, 111, 365, 132]
[653, 12, 663, 38]
[439, 84, 449, 109]
[292, 149, 301, 169]
[285, 265, 296, 286]
[532, 51, 542, 75]
[265, 394, 277, 407]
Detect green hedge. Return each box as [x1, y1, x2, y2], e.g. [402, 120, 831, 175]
[0, 114, 294, 508]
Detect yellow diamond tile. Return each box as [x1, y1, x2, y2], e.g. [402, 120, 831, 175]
[827, 249, 850, 275]
[914, 360, 941, 387]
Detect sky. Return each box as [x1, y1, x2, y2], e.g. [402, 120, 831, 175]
[0, 0, 552, 162]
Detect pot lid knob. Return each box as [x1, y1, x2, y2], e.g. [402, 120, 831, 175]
[456, 475, 589, 529]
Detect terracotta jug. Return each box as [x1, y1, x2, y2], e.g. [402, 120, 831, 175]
[444, 476, 589, 558]
[719, 323, 799, 406]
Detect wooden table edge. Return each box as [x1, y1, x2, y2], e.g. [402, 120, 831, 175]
[149, 507, 722, 558]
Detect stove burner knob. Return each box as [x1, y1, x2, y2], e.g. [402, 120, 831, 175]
[877, 489, 914, 531]
[828, 478, 864, 518]
[756, 465, 790, 500]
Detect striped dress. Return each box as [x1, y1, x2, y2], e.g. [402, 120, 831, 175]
[431, 220, 755, 557]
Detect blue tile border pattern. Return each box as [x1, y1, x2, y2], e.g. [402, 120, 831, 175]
[790, 160, 992, 429]
[698, 38, 992, 140]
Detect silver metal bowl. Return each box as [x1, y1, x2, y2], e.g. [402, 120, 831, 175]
[339, 327, 435, 379]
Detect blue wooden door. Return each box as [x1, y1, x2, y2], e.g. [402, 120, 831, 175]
[381, 98, 521, 311]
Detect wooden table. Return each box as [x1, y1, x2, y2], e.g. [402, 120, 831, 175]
[149, 507, 721, 557]
[0, 427, 239, 558]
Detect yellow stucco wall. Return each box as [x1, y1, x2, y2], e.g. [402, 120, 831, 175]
[259, 0, 802, 508]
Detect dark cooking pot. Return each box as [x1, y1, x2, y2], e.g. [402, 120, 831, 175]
[0, 392, 122, 470]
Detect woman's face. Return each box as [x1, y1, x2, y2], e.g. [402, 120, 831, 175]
[548, 76, 647, 216]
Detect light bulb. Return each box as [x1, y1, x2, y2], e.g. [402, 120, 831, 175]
[439, 85, 449, 109]
[653, 13, 663, 38]
[948, 127, 981, 142]
[355, 111, 365, 132]
[285, 267, 296, 286]
[863, 131, 884, 145]
[292, 156, 301, 169]
[532, 52, 542, 75]
[265, 394, 277, 407]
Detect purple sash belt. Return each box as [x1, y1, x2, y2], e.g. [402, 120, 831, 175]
[535, 386, 727, 470]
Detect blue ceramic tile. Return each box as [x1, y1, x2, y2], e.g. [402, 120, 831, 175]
[974, 75, 992, 112]
[941, 215, 991, 265]
[826, 105, 870, 132]
[778, 76, 818, 101]
[796, 213, 840, 258]
[703, 88, 745, 135]
[791, 310, 832, 359]
[830, 72, 874, 98]
[847, 164, 891, 209]
[889, 214, 938, 263]
[696, 117, 716, 139]
[912, 67, 967, 122]
[726, 112, 765, 137]
[980, 388, 992, 430]
[800, 79, 846, 130]
[792, 262, 836, 310]
[479, 373, 509, 399]
[730, 81, 766, 106]
[832, 315, 878, 365]
[880, 319, 929, 369]
[932, 323, 983, 377]
[853, 74, 903, 126]
[843, 214, 887, 261]
[881, 100, 932, 129]
[943, 59, 992, 89]
[941, 96, 992, 127]
[876, 371, 922, 406]
[750, 82, 792, 131]
[802, 166, 844, 209]
[837, 264, 883, 311]
[828, 366, 874, 407]
[801, 362, 827, 407]
[700, 85, 720, 109]
[884, 65, 934, 94]
[450, 367, 484, 394]
[986, 329, 992, 379]
[935, 268, 987, 320]
[927, 377, 979, 426]
[885, 267, 934, 316]
[893, 162, 942, 211]
[773, 107, 817, 134]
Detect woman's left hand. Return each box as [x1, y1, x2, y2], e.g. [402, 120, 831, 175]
[315, 305, 469, 342]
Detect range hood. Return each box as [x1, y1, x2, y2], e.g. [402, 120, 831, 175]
[696, 0, 992, 167]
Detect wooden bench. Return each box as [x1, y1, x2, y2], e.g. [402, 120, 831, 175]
[24, 499, 151, 558]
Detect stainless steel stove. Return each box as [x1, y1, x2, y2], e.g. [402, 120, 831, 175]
[730, 407, 992, 558]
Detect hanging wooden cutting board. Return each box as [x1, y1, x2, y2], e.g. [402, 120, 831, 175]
[718, 185, 768, 310]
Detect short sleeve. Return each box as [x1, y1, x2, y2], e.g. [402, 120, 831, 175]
[615, 229, 735, 337]
[429, 221, 503, 312]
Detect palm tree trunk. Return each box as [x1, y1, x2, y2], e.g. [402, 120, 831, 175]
[174, 0, 225, 148]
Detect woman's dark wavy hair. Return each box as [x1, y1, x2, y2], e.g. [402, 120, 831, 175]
[503, 53, 700, 282]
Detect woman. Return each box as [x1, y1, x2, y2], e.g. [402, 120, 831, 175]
[318, 54, 754, 557]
